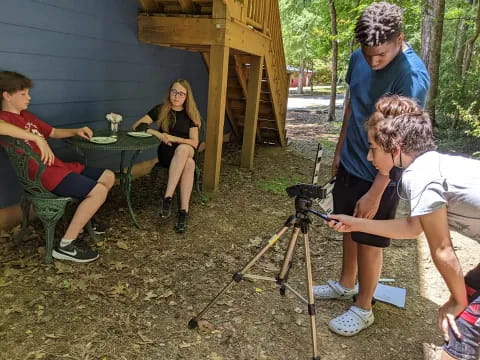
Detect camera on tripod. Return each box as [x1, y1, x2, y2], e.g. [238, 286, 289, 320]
[285, 183, 327, 200]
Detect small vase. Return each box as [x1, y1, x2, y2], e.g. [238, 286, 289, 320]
[110, 122, 119, 138]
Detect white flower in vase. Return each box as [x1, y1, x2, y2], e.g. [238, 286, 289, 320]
[106, 112, 123, 123]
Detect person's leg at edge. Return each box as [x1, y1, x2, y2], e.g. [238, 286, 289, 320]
[440, 352, 457, 360]
[164, 144, 194, 198]
[339, 232, 358, 289]
[179, 158, 195, 212]
[355, 243, 383, 310]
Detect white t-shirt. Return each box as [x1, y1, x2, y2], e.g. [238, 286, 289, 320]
[401, 151, 480, 242]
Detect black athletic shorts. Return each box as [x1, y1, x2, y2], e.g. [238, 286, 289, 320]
[52, 167, 105, 200]
[333, 165, 399, 247]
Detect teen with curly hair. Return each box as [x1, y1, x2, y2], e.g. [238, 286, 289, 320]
[328, 95, 480, 360]
[313, 2, 430, 336]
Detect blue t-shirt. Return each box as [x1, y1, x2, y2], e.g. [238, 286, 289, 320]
[340, 46, 430, 181]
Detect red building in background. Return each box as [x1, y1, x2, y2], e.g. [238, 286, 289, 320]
[287, 65, 314, 87]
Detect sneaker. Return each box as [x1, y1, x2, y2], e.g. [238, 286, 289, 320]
[160, 197, 173, 218]
[174, 210, 188, 233]
[52, 239, 99, 263]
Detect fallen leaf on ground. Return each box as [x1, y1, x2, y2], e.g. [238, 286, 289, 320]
[116, 240, 129, 250]
[143, 291, 158, 301]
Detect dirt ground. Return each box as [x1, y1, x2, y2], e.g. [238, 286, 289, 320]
[0, 108, 470, 360]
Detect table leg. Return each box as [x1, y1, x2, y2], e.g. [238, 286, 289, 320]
[119, 150, 142, 228]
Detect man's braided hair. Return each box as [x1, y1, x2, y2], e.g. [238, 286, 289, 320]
[355, 2, 403, 47]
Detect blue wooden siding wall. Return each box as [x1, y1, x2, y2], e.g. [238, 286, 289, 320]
[0, 0, 210, 208]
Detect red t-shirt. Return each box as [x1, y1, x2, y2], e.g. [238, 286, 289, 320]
[0, 110, 85, 191]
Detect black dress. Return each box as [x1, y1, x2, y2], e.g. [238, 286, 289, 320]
[147, 105, 198, 167]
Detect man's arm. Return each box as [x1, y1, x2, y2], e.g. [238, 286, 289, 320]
[420, 207, 467, 341]
[354, 172, 391, 218]
[420, 207, 467, 308]
[327, 213, 423, 239]
[50, 127, 92, 140]
[0, 120, 55, 165]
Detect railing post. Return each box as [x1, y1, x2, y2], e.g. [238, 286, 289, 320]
[203, 44, 230, 192]
[241, 55, 264, 169]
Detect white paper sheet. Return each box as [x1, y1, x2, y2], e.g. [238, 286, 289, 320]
[355, 282, 407, 308]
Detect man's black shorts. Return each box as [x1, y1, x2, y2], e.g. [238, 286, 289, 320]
[333, 165, 400, 247]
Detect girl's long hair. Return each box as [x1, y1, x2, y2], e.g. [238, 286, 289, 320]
[157, 79, 202, 132]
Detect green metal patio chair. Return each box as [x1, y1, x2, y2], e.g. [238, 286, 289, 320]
[1, 137, 96, 263]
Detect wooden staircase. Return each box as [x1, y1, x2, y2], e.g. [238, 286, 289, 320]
[138, 0, 288, 190]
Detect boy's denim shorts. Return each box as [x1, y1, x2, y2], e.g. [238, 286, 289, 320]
[52, 167, 105, 200]
[443, 295, 480, 360]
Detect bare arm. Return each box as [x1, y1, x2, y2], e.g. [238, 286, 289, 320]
[332, 99, 351, 177]
[132, 114, 154, 130]
[50, 127, 93, 140]
[420, 207, 468, 341]
[165, 126, 199, 149]
[327, 214, 423, 239]
[354, 173, 391, 219]
[421, 207, 467, 307]
[0, 120, 55, 165]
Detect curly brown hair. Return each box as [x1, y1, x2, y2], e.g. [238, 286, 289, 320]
[355, 2, 403, 47]
[366, 95, 436, 155]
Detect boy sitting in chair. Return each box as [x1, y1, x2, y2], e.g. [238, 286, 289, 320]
[0, 70, 115, 263]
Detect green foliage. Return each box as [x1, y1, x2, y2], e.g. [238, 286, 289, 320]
[456, 102, 480, 137]
[257, 176, 304, 195]
[280, 1, 422, 85]
[279, 0, 480, 149]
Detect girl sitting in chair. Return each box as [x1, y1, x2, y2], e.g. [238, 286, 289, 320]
[132, 79, 201, 233]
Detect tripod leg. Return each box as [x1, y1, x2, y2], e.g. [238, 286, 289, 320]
[303, 231, 320, 360]
[189, 217, 295, 329]
[276, 224, 301, 295]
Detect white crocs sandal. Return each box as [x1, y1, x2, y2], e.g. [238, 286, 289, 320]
[313, 280, 357, 300]
[328, 305, 374, 336]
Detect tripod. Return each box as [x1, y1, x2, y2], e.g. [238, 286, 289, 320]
[189, 185, 331, 360]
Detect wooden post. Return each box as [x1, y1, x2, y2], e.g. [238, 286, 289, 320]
[203, 44, 229, 192]
[241, 55, 263, 169]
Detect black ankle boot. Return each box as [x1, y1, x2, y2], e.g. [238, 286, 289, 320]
[174, 210, 188, 233]
[160, 197, 172, 218]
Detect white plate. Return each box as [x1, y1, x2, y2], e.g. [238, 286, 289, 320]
[127, 131, 153, 138]
[89, 136, 117, 144]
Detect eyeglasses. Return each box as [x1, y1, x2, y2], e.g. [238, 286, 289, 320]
[170, 88, 187, 98]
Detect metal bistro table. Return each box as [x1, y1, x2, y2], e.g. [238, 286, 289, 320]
[70, 130, 158, 228]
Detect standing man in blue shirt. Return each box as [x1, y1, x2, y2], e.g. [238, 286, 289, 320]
[313, 2, 430, 336]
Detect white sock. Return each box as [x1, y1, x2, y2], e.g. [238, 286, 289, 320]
[355, 306, 372, 314]
[60, 238, 74, 247]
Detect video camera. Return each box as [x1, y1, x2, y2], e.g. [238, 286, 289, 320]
[285, 184, 327, 200]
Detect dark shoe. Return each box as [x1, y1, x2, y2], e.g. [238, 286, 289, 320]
[52, 239, 99, 263]
[160, 197, 173, 218]
[174, 210, 188, 233]
[92, 219, 108, 235]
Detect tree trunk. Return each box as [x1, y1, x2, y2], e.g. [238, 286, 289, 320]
[342, 0, 360, 121]
[455, 20, 469, 73]
[421, 0, 435, 66]
[462, 2, 480, 74]
[328, 0, 338, 122]
[297, 57, 305, 94]
[424, 0, 446, 127]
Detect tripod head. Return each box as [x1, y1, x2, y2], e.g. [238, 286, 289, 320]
[286, 184, 334, 222]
